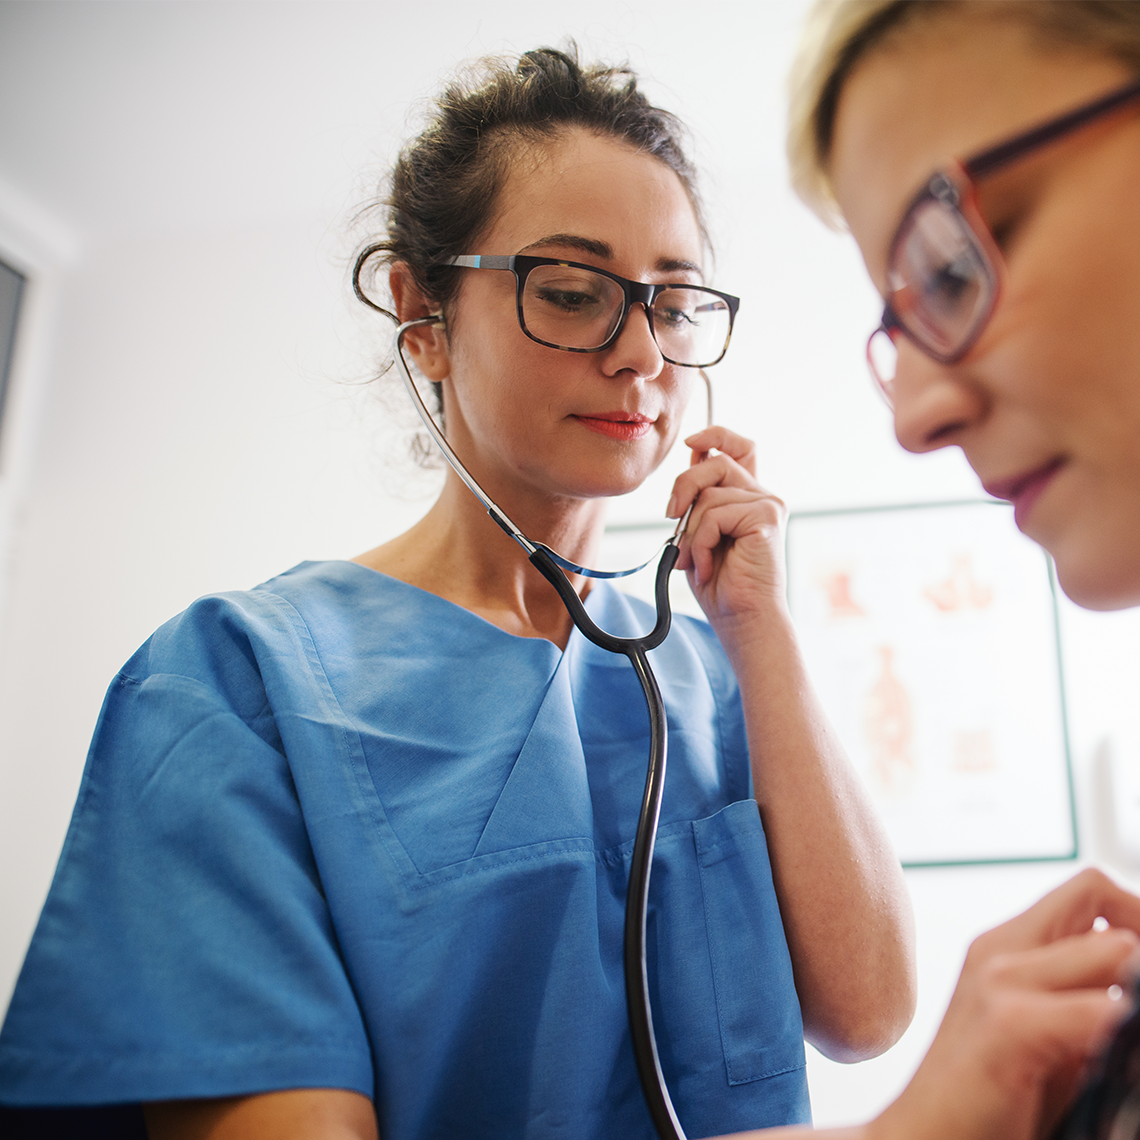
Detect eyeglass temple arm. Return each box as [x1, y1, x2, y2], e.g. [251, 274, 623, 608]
[446, 255, 513, 271]
[965, 76, 1140, 179]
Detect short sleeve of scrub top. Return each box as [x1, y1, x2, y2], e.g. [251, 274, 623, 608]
[0, 561, 810, 1140]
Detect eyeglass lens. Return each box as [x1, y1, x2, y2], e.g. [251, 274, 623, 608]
[892, 197, 994, 359]
[520, 263, 732, 367]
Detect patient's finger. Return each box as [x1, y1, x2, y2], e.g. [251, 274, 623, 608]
[972, 870, 1140, 956]
[976, 928, 1140, 994]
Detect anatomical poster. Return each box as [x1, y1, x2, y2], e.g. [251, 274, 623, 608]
[786, 500, 1076, 867]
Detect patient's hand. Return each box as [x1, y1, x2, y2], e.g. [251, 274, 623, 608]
[881, 868, 1140, 1140]
[713, 869, 1140, 1140]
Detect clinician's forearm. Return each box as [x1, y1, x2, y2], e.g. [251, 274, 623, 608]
[716, 605, 916, 1062]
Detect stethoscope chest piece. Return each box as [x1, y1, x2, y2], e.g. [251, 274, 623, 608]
[1052, 986, 1140, 1140]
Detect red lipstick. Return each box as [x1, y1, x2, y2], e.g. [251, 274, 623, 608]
[573, 412, 654, 441]
[983, 457, 1065, 528]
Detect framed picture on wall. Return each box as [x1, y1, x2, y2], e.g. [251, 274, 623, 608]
[786, 500, 1077, 868]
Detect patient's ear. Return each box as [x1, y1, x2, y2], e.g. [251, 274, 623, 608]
[389, 262, 449, 381]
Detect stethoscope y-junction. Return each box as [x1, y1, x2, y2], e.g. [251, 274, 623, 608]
[354, 246, 709, 1140]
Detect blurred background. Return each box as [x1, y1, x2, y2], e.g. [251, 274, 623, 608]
[2, 0, 1140, 1127]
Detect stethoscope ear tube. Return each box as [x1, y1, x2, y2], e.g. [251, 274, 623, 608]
[352, 244, 397, 318]
[527, 545, 675, 653]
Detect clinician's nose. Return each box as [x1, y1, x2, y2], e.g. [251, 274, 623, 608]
[602, 302, 666, 380]
[891, 339, 985, 453]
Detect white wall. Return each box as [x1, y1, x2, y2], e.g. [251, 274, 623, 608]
[2, 1, 1140, 1129]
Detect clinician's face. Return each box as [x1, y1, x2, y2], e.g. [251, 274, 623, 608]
[831, 17, 1140, 610]
[408, 128, 705, 509]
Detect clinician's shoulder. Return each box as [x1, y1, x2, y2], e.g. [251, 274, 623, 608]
[120, 560, 376, 696]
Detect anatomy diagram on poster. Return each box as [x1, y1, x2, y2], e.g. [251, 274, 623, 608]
[787, 501, 1075, 867]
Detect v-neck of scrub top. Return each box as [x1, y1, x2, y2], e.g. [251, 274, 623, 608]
[268, 561, 673, 872]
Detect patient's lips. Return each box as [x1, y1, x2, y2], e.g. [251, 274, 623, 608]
[573, 411, 654, 440]
[983, 457, 1066, 528]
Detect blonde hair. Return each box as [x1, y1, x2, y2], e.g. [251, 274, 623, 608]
[787, 0, 1140, 228]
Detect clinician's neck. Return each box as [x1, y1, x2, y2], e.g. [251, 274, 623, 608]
[354, 470, 606, 649]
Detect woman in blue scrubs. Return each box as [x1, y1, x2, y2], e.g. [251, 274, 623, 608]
[766, 2, 1140, 1138]
[0, 47, 915, 1140]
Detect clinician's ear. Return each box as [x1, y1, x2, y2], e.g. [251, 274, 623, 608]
[389, 262, 450, 381]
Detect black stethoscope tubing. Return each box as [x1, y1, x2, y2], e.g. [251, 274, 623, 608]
[531, 538, 684, 1140]
[354, 251, 689, 1140]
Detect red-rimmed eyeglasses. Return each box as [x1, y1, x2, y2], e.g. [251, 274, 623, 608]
[867, 75, 1140, 406]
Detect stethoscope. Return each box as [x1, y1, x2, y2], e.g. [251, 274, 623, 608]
[1050, 974, 1140, 1140]
[354, 247, 705, 1140]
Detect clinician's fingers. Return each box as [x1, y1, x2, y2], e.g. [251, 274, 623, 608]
[666, 457, 780, 521]
[865, 877, 1140, 1140]
[678, 490, 785, 588]
[667, 453, 757, 517]
[673, 487, 755, 573]
[1037, 869, 1140, 941]
[1001, 989, 1130, 1066]
[687, 502, 758, 586]
[942, 983, 1132, 1086]
[684, 426, 758, 475]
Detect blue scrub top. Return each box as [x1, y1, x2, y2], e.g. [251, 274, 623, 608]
[0, 561, 809, 1138]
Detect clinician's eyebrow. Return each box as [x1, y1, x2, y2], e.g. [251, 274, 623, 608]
[657, 257, 703, 277]
[519, 233, 703, 278]
[520, 233, 613, 259]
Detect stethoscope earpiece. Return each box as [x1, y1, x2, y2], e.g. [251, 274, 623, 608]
[351, 243, 398, 322]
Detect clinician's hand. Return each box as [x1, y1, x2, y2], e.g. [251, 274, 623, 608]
[666, 426, 787, 625]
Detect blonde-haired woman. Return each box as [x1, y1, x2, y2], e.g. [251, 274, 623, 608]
[723, 2, 1140, 1139]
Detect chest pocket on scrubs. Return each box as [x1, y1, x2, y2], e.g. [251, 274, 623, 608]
[694, 799, 806, 1085]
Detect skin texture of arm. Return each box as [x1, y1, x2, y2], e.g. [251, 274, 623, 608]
[670, 425, 916, 1062]
[143, 1088, 379, 1140]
